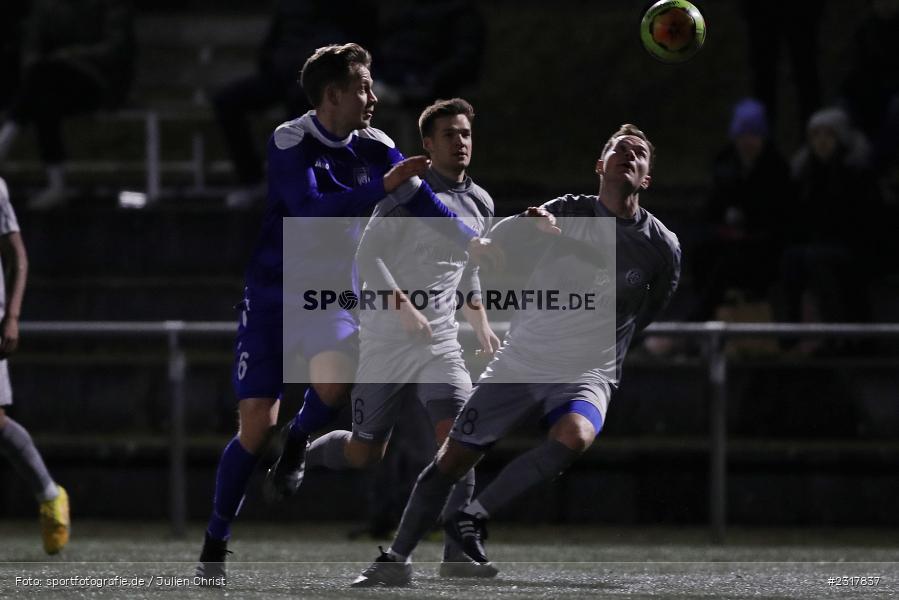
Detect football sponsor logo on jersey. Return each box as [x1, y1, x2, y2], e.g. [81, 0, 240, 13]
[314, 158, 330, 170]
[354, 167, 370, 185]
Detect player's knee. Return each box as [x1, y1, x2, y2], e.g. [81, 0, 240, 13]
[433, 418, 454, 445]
[237, 398, 278, 451]
[344, 439, 386, 469]
[311, 382, 349, 407]
[551, 419, 596, 454]
[435, 439, 480, 479]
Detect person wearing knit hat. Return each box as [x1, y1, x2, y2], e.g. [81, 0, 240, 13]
[729, 98, 769, 140]
[797, 106, 871, 172]
[777, 106, 882, 349]
[690, 97, 791, 321]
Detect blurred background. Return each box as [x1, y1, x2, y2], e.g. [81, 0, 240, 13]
[0, 0, 897, 537]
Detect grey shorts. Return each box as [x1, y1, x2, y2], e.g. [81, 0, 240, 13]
[350, 350, 472, 442]
[0, 360, 11, 406]
[449, 376, 611, 449]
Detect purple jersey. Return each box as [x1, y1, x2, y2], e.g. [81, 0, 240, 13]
[242, 111, 476, 312]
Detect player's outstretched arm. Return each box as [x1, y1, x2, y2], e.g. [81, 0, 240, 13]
[383, 157, 431, 194]
[269, 139, 391, 217]
[525, 206, 562, 235]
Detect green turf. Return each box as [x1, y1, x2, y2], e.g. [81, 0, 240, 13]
[1, 522, 897, 599]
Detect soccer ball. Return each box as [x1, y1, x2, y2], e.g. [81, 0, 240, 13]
[640, 0, 706, 64]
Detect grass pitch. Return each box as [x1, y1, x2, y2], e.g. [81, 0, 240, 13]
[1, 521, 897, 599]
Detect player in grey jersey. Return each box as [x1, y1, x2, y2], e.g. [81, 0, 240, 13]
[353, 124, 681, 587]
[298, 98, 501, 576]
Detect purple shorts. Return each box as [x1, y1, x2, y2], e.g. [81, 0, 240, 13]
[231, 308, 358, 401]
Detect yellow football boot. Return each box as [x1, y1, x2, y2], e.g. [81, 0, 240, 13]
[39, 485, 70, 554]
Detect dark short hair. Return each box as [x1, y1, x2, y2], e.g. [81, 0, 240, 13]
[601, 123, 656, 170]
[300, 43, 372, 107]
[418, 98, 475, 139]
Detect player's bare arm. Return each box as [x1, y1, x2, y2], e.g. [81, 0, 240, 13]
[383, 156, 431, 193]
[0, 231, 27, 358]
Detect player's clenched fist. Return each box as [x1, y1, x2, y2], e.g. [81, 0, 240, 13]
[383, 156, 432, 193]
[525, 206, 562, 235]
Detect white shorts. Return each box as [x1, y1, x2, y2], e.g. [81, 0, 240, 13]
[0, 360, 12, 406]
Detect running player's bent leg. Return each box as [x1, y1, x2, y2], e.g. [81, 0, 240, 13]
[388, 438, 482, 560]
[0, 408, 59, 501]
[434, 417, 476, 564]
[286, 351, 355, 442]
[207, 397, 278, 541]
[306, 433, 387, 470]
[468, 410, 596, 519]
[433, 417, 475, 529]
[279, 351, 356, 478]
[547, 411, 598, 453]
[237, 397, 280, 452]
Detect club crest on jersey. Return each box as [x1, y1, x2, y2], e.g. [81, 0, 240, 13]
[593, 268, 611, 288]
[625, 268, 644, 286]
[353, 167, 370, 185]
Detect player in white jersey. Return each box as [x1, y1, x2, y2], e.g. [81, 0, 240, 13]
[0, 177, 70, 554]
[297, 98, 500, 575]
[353, 124, 681, 587]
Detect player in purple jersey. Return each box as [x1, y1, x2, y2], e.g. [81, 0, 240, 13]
[196, 44, 496, 585]
[353, 124, 681, 587]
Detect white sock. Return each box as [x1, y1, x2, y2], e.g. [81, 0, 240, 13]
[462, 499, 489, 519]
[38, 481, 59, 503]
[0, 122, 20, 160]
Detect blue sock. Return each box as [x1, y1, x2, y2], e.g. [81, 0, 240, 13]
[207, 437, 258, 541]
[288, 387, 340, 440]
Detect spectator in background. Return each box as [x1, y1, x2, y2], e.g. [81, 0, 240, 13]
[0, 0, 134, 210]
[740, 0, 824, 135]
[691, 98, 790, 320]
[372, 0, 485, 108]
[843, 0, 899, 180]
[779, 107, 879, 350]
[215, 0, 376, 209]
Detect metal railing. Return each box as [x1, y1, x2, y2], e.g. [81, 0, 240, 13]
[19, 320, 899, 541]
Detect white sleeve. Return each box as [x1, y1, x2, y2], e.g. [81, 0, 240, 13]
[0, 178, 21, 236]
